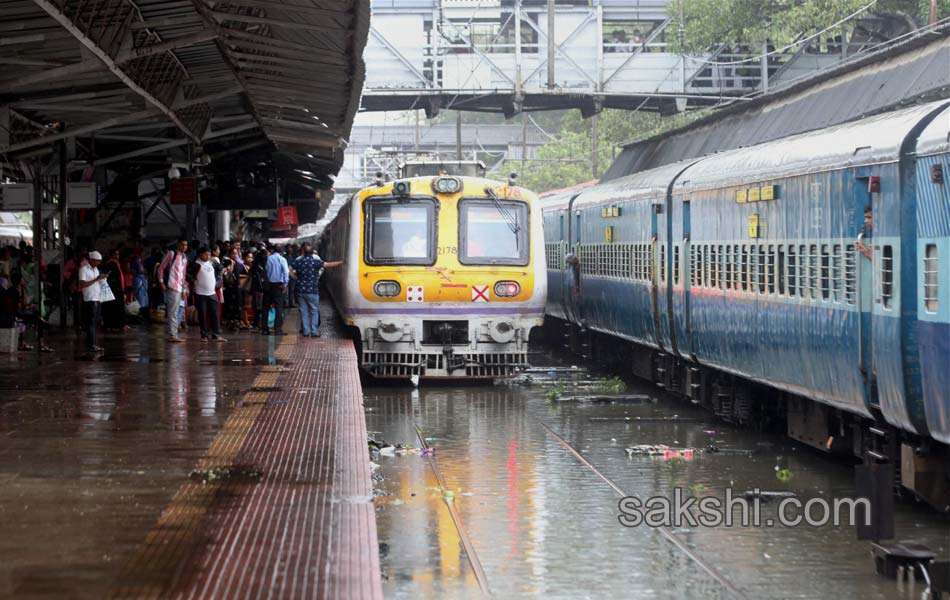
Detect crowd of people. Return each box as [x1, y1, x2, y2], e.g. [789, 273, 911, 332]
[0, 239, 341, 357]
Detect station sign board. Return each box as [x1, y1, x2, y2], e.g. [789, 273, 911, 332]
[0, 183, 33, 210]
[277, 206, 298, 227]
[170, 177, 197, 205]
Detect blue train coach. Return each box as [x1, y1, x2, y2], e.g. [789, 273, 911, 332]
[543, 100, 950, 509]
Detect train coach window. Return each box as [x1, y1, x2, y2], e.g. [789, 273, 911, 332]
[458, 198, 529, 266]
[767, 245, 776, 294]
[758, 246, 766, 294]
[659, 244, 666, 283]
[787, 245, 797, 297]
[844, 244, 856, 304]
[778, 246, 786, 296]
[820, 244, 831, 301]
[740, 245, 748, 292]
[832, 244, 843, 303]
[364, 198, 437, 266]
[881, 245, 894, 309]
[808, 244, 818, 300]
[924, 244, 939, 313]
[690, 244, 699, 287]
[673, 245, 681, 285]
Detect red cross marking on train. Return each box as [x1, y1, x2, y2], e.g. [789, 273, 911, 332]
[472, 285, 489, 302]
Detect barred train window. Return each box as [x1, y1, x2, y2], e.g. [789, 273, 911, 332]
[711, 245, 718, 289]
[725, 245, 733, 291]
[820, 244, 830, 300]
[740, 245, 748, 292]
[703, 244, 709, 287]
[808, 244, 818, 300]
[844, 244, 856, 304]
[924, 244, 938, 313]
[659, 244, 666, 283]
[832, 244, 842, 303]
[718, 245, 725, 290]
[691, 244, 699, 287]
[778, 245, 786, 296]
[767, 245, 776, 294]
[673, 245, 680, 285]
[758, 246, 766, 294]
[787, 245, 797, 297]
[881, 245, 894, 309]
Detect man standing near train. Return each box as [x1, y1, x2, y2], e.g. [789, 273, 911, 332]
[291, 242, 342, 337]
[262, 244, 289, 335]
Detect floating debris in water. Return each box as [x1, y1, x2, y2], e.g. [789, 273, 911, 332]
[553, 394, 652, 404]
[625, 444, 696, 459]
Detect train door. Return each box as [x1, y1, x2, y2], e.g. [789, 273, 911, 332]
[565, 194, 582, 325]
[672, 194, 691, 358]
[650, 194, 668, 352]
[854, 177, 875, 405]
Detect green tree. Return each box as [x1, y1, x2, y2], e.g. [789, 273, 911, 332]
[495, 109, 701, 193]
[670, 0, 950, 54]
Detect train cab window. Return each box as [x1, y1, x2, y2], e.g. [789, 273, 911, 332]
[881, 245, 894, 309]
[459, 198, 529, 266]
[787, 245, 797, 297]
[364, 198, 437, 265]
[924, 244, 939, 313]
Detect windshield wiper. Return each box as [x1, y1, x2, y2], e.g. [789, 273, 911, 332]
[484, 187, 521, 235]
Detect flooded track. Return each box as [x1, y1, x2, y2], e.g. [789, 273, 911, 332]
[366, 366, 950, 600]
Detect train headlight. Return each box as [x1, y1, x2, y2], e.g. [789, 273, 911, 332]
[432, 177, 461, 195]
[373, 280, 401, 297]
[493, 281, 521, 297]
[488, 320, 517, 344]
[393, 180, 411, 197]
[377, 320, 404, 343]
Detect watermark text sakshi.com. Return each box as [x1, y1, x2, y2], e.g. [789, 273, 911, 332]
[618, 488, 872, 528]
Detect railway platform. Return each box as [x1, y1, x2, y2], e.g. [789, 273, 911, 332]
[0, 310, 382, 600]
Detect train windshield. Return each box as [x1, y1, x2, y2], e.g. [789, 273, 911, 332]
[458, 198, 529, 266]
[365, 198, 437, 265]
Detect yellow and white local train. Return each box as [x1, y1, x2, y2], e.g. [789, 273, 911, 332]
[315, 172, 547, 379]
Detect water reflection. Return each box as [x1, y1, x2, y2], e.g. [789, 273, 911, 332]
[367, 383, 950, 600]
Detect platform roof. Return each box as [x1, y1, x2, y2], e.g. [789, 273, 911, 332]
[0, 0, 370, 192]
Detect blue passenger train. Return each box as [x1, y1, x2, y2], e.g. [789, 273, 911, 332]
[542, 101, 950, 509]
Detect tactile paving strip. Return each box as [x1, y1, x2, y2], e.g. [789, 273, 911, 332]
[111, 313, 382, 600]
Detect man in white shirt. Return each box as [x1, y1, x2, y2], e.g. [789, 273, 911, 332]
[190, 247, 226, 342]
[78, 250, 108, 354]
[158, 238, 189, 342]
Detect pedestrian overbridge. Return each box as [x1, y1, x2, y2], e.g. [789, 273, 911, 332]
[362, 0, 874, 117]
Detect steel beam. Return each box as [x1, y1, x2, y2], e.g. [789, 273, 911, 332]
[30, 0, 202, 144]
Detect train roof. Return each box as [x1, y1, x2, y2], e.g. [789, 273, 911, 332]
[678, 100, 950, 193]
[916, 106, 950, 156]
[540, 160, 696, 212]
[572, 160, 697, 209]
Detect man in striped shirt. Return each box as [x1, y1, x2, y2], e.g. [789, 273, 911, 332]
[158, 239, 189, 342]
